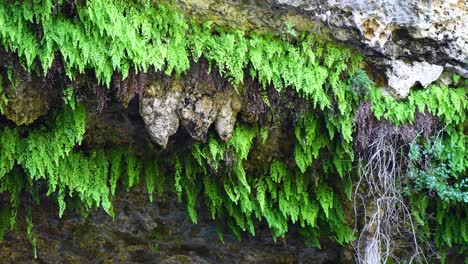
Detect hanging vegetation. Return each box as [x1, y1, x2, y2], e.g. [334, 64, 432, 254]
[0, 1, 466, 262]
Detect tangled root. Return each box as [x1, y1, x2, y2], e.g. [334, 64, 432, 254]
[352, 102, 435, 263]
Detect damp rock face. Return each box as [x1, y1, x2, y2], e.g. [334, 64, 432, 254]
[139, 67, 243, 147]
[0, 187, 352, 264]
[1, 79, 51, 125]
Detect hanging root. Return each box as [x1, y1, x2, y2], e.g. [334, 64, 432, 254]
[353, 129, 428, 264]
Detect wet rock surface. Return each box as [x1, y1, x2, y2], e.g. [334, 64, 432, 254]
[84, 98, 153, 155]
[0, 186, 351, 264]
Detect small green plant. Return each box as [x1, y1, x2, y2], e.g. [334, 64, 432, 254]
[408, 134, 468, 203]
[282, 21, 297, 41]
[452, 74, 460, 84]
[370, 84, 467, 126]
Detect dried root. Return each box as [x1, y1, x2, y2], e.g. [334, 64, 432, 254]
[353, 103, 434, 264]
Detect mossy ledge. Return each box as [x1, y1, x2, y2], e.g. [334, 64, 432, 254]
[0, 1, 466, 263]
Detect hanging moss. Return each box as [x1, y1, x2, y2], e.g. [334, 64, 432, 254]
[0, 0, 466, 261]
[0, 1, 360, 105]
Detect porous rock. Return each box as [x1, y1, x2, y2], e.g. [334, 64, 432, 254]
[385, 60, 444, 98]
[139, 79, 182, 148]
[179, 95, 218, 142]
[173, 0, 467, 97]
[273, 0, 467, 68]
[215, 96, 243, 141]
[139, 70, 244, 147]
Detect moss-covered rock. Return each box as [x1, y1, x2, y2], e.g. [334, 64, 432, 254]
[2, 78, 51, 125]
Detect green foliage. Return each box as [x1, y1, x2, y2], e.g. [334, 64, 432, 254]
[172, 124, 354, 244]
[109, 149, 123, 196]
[283, 22, 297, 38]
[26, 208, 37, 259]
[228, 125, 257, 161]
[370, 84, 467, 126]
[0, 2, 361, 245]
[0, 0, 465, 257]
[410, 195, 468, 260]
[144, 157, 161, 203]
[372, 81, 467, 259]
[294, 113, 329, 173]
[0, 1, 359, 104]
[316, 183, 334, 218]
[408, 134, 468, 203]
[292, 70, 366, 178]
[0, 103, 154, 236]
[0, 74, 8, 114]
[62, 86, 76, 110]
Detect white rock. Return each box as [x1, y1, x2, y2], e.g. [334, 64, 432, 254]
[139, 81, 182, 148]
[140, 77, 244, 147]
[386, 60, 443, 98]
[215, 95, 242, 141]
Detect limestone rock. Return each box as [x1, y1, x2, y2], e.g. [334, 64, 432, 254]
[139, 68, 244, 147]
[139, 80, 182, 148]
[179, 95, 218, 142]
[385, 60, 443, 98]
[272, 0, 467, 69]
[215, 96, 242, 141]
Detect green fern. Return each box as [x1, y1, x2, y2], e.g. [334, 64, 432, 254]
[0, 1, 465, 257]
